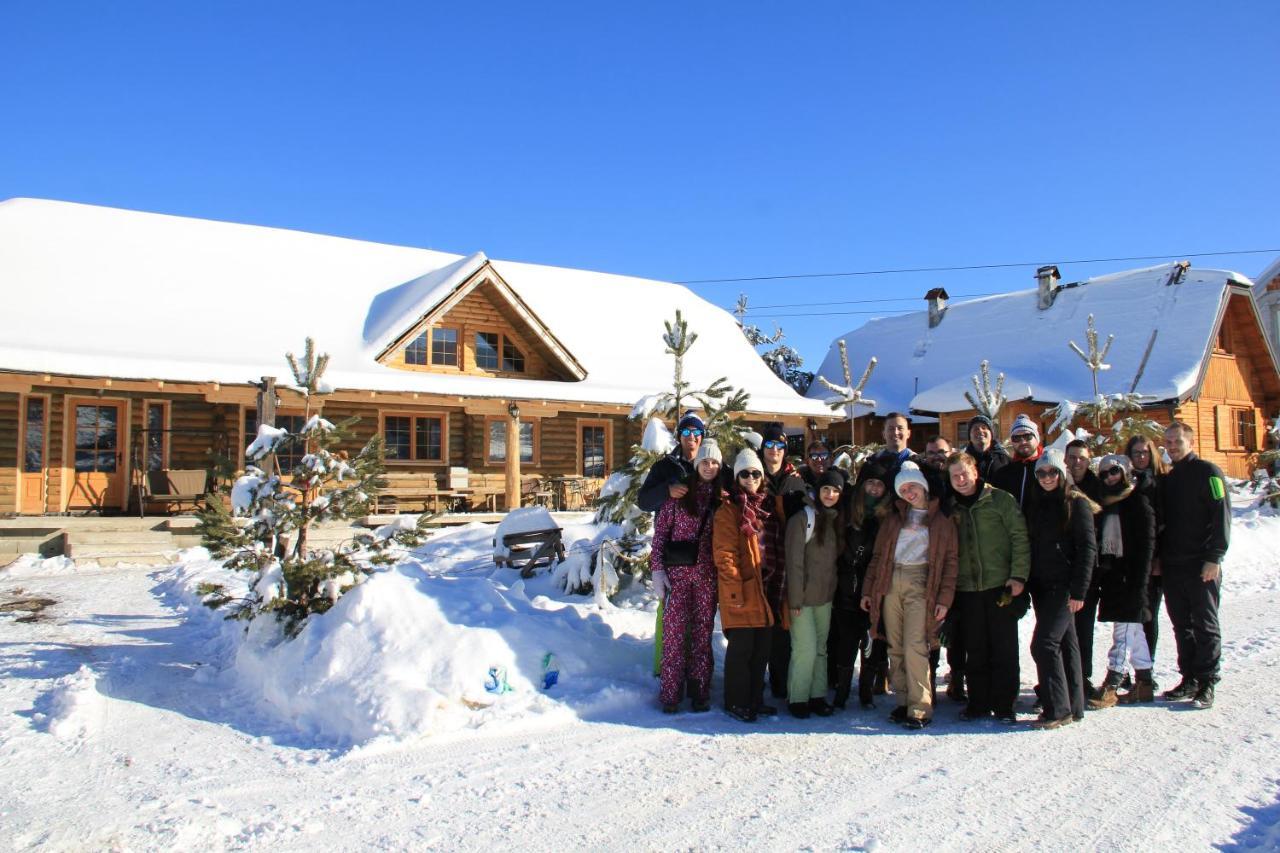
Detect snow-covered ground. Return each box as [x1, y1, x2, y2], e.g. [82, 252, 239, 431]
[2, 499, 1279, 851]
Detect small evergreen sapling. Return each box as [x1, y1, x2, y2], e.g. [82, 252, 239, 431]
[585, 311, 751, 597]
[964, 360, 1007, 424]
[197, 338, 430, 634]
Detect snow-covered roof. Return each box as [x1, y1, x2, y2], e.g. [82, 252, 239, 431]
[0, 198, 829, 417]
[807, 262, 1254, 415]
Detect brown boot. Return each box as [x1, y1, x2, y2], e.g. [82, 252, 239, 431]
[1118, 669, 1155, 704]
[1088, 670, 1125, 710]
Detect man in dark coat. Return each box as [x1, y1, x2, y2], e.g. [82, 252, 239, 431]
[758, 422, 806, 701]
[866, 412, 947, 496]
[990, 414, 1044, 511]
[964, 415, 1010, 481]
[1065, 439, 1103, 503]
[1158, 422, 1231, 709]
[637, 412, 704, 513]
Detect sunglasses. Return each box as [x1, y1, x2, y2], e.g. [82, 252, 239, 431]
[737, 470, 763, 480]
[1103, 466, 1125, 478]
[808, 452, 829, 461]
[762, 440, 787, 450]
[679, 428, 704, 438]
[1009, 433, 1036, 443]
[1034, 469, 1060, 480]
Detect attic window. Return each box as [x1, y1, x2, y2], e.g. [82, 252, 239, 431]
[475, 332, 500, 369]
[503, 339, 525, 373]
[431, 328, 459, 366]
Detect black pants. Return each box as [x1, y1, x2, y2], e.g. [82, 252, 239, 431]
[1031, 584, 1085, 720]
[1072, 583, 1102, 682]
[1163, 562, 1222, 683]
[768, 624, 791, 698]
[724, 626, 772, 711]
[829, 607, 866, 673]
[945, 606, 966, 684]
[1143, 574, 1164, 659]
[958, 588, 1022, 716]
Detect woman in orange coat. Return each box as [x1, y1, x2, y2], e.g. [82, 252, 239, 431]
[714, 448, 787, 723]
[860, 461, 958, 729]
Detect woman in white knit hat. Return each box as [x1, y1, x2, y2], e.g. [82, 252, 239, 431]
[860, 461, 958, 729]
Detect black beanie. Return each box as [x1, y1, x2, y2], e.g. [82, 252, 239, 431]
[761, 423, 787, 445]
[817, 469, 845, 492]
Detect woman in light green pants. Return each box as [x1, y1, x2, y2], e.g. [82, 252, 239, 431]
[784, 469, 845, 719]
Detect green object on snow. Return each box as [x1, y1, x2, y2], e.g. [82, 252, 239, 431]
[653, 598, 664, 677]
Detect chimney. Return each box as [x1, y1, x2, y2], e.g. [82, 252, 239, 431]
[1163, 260, 1190, 286]
[1036, 265, 1061, 310]
[925, 287, 949, 328]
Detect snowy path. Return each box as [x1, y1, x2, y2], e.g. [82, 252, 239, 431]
[2, 560, 1280, 850]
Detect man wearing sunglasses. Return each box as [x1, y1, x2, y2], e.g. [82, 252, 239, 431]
[990, 414, 1045, 512]
[801, 439, 847, 494]
[758, 423, 807, 699]
[637, 411, 706, 513]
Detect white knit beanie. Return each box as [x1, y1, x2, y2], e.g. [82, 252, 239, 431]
[1036, 448, 1071, 482]
[695, 441, 723, 465]
[895, 460, 929, 498]
[733, 448, 763, 477]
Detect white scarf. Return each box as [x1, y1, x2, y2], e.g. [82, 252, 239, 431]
[1100, 512, 1124, 558]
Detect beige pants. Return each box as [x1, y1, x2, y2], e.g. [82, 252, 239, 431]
[884, 563, 932, 720]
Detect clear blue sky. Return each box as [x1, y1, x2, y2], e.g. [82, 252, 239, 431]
[3, 2, 1277, 370]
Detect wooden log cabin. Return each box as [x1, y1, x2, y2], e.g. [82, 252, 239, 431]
[0, 199, 833, 515]
[808, 262, 1280, 477]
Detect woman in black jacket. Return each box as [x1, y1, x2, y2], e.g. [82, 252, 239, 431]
[1026, 449, 1098, 729]
[829, 459, 892, 709]
[1126, 434, 1166, 671]
[1090, 454, 1157, 707]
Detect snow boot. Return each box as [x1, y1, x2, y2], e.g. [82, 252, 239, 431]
[888, 705, 908, 724]
[1192, 681, 1216, 710]
[1162, 677, 1199, 701]
[833, 666, 854, 710]
[809, 697, 834, 717]
[1117, 669, 1154, 704]
[788, 702, 811, 719]
[1088, 670, 1125, 710]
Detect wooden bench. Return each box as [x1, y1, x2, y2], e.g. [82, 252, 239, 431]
[371, 487, 458, 515]
[143, 469, 209, 514]
[494, 528, 566, 578]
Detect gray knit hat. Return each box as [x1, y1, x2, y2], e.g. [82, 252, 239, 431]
[1009, 413, 1040, 440]
[1035, 448, 1070, 483]
[694, 441, 723, 465]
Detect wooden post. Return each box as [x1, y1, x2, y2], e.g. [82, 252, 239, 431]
[256, 376, 277, 474]
[505, 402, 521, 511]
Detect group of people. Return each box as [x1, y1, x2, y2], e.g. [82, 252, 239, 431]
[643, 408, 1231, 730]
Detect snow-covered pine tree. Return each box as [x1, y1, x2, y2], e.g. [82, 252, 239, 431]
[196, 337, 431, 634]
[584, 310, 751, 596]
[1041, 314, 1163, 453]
[735, 294, 813, 394]
[964, 360, 1007, 425]
[813, 339, 881, 471]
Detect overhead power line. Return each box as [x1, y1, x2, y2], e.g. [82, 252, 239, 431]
[677, 248, 1280, 285]
[741, 292, 997, 311]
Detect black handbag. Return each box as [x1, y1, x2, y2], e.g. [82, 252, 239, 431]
[663, 504, 713, 567]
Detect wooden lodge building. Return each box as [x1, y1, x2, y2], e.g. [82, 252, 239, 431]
[0, 199, 833, 515]
[809, 261, 1280, 478]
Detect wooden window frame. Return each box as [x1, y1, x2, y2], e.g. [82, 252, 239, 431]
[243, 407, 308, 472]
[577, 418, 613, 477]
[484, 415, 539, 466]
[142, 399, 171, 472]
[429, 327, 461, 368]
[20, 393, 51, 476]
[379, 411, 449, 466]
[472, 327, 503, 372]
[61, 395, 132, 512]
[403, 330, 430, 366]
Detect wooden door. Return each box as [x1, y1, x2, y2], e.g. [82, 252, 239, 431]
[68, 402, 126, 510]
[20, 396, 48, 513]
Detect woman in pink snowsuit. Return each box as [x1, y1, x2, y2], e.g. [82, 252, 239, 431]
[651, 441, 724, 713]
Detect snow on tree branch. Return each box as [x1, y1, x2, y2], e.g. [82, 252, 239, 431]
[815, 340, 877, 419]
[963, 360, 1006, 421]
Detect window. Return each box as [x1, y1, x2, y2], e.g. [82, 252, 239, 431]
[74, 404, 120, 473]
[244, 410, 306, 471]
[431, 328, 458, 366]
[146, 403, 168, 471]
[23, 397, 45, 473]
[502, 339, 525, 373]
[489, 419, 535, 463]
[383, 414, 445, 462]
[405, 332, 429, 366]
[475, 331, 501, 370]
[955, 422, 968, 448]
[1236, 408, 1257, 452]
[582, 424, 608, 477]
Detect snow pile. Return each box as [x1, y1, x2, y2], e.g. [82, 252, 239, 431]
[491, 506, 558, 561]
[161, 523, 654, 750]
[35, 665, 105, 741]
[1, 554, 79, 577]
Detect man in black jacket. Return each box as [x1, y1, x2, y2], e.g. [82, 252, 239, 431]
[1158, 422, 1231, 709]
[964, 415, 1010, 481]
[1065, 439, 1103, 503]
[990, 414, 1043, 511]
[636, 412, 704, 513]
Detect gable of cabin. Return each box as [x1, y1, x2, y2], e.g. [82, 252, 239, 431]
[1174, 289, 1280, 477]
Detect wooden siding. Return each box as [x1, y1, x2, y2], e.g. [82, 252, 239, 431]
[385, 282, 556, 380]
[0, 393, 18, 514]
[939, 401, 1051, 448]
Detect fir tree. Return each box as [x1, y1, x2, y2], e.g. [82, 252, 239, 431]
[964, 360, 1007, 424]
[1042, 314, 1163, 453]
[197, 337, 432, 635]
[735, 294, 814, 394]
[586, 311, 751, 596]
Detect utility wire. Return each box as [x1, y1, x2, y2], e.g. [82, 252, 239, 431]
[678, 248, 1280, 285]
[741, 292, 997, 311]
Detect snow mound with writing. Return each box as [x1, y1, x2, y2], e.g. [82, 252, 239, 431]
[163, 521, 656, 750]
